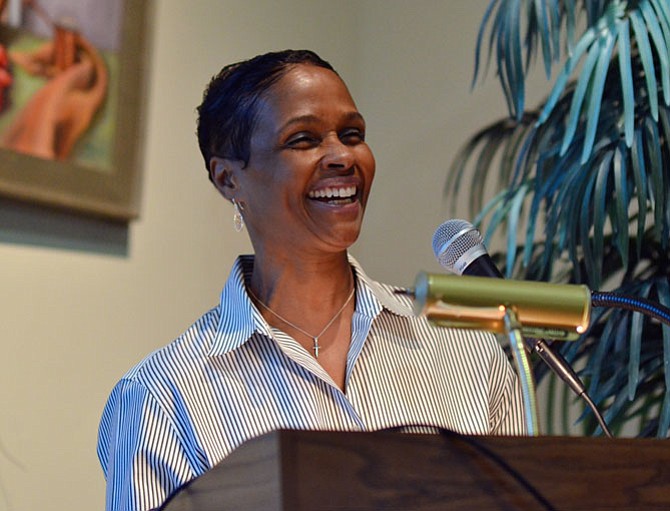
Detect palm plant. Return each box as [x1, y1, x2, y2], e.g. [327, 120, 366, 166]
[447, 0, 670, 437]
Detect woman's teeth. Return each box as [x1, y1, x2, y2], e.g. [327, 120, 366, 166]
[308, 186, 357, 200]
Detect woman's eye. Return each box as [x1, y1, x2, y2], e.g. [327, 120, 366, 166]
[341, 129, 365, 144]
[285, 133, 318, 148]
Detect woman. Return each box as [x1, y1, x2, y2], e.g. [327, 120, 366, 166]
[98, 49, 526, 511]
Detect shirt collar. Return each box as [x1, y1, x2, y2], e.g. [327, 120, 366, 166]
[346, 254, 414, 318]
[208, 255, 268, 356]
[208, 254, 414, 357]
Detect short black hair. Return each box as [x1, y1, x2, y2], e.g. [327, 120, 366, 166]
[196, 49, 336, 177]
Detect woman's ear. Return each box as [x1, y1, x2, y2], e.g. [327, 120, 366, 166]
[209, 156, 239, 200]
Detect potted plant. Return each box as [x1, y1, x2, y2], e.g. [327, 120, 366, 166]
[448, 0, 670, 437]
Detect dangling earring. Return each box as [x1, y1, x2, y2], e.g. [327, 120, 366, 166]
[232, 198, 244, 232]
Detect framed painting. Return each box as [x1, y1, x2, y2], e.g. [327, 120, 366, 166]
[0, 0, 149, 222]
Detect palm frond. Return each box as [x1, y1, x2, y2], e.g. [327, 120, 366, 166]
[631, 9, 660, 121]
[640, 0, 670, 105]
[474, 0, 566, 119]
[617, 18, 635, 146]
[612, 145, 629, 269]
[478, 1, 669, 163]
[452, 6, 670, 282]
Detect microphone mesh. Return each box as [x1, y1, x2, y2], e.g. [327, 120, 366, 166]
[432, 219, 484, 273]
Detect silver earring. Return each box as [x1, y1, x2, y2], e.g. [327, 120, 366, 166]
[232, 199, 244, 232]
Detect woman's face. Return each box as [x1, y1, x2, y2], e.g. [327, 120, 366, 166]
[230, 64, 375, 256]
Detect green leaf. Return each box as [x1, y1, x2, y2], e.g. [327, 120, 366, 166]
[593, 151, 614, 288]
[580, 165, 599, 287]
[445, 119, 515, 217]
[651, 2, 670, 104]
[652, 0, 670, 22]
[546, 152, 584, 262]
[505, 183, 529, 276]
[585, 1, 609, 27]
[532, 0, 553, 78]
[588, 312, 618, 398]
[640, 0, 670, 106]
[658, 106, 670, 241]
[581, 29, 616, 163]
[612, 145, 629, 269]
[565, 0, 577, 53]
[628, 312, 644, 400]
[617, 18, 635, 147]
[505, 0, 525, 119]
[537, 26, 597, 125]
[492, 3, 516, 117]
[560, 40, 601, 156]
[471, 133, 505, 213]
[548, 0, 561, 63]
[485, 187, 516, 230]
[630, 9, 659, 121]
[472, 0, 500, 89]
[630, 131, 649, 256]
[644, 117, 665, 242]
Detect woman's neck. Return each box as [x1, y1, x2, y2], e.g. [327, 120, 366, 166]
[248, 249, 354, 310]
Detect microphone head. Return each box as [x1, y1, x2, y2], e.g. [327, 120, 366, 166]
[432, 219, 486, 274]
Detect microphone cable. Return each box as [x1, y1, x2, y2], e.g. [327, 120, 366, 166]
[439, 430, 558, 511]
[526, 337, 612, 437]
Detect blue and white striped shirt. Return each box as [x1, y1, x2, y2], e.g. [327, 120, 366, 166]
[97, 255, 526, 510]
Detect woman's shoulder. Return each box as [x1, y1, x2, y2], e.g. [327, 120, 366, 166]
[122, 306, 221, 384]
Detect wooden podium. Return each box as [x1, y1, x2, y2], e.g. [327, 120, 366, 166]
[160, 429, 670, 510]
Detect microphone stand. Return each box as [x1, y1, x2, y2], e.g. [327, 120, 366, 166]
[502, 307, 540, 436]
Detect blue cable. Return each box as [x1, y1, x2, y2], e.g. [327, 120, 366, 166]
[590, 291, 670, 327]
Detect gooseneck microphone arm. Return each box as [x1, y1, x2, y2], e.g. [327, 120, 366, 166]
[591, 291, 670, 327]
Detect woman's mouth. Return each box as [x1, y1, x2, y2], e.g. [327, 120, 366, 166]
[308, 185, 357, 204]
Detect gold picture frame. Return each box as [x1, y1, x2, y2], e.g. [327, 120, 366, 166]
[0, 0, 149, 222]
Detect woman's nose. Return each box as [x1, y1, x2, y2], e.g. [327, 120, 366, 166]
[321, 136, 355, 170]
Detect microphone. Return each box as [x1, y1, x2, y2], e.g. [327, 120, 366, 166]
[430, 219, 589, 399]
[433, 219, 505, 279]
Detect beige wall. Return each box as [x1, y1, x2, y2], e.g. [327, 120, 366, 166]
[0, 1, 559, 509]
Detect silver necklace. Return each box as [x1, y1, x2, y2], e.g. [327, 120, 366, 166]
[248, 286, 355, 358]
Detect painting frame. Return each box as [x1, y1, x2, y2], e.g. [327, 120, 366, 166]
[0, 1, 150, 222]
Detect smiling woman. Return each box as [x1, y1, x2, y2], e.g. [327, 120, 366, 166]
[96, 49, 528, 511]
